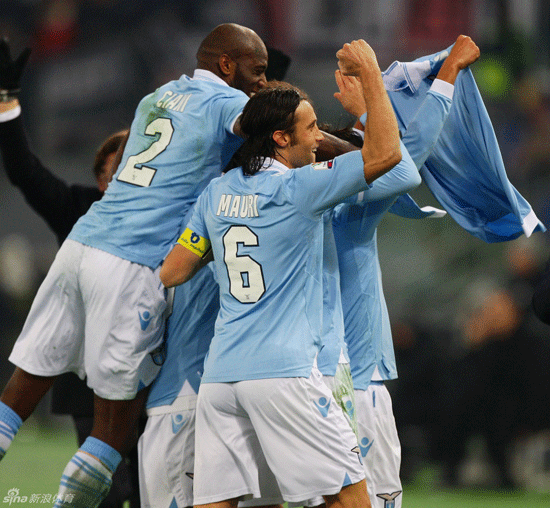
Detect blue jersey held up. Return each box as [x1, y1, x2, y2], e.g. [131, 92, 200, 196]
[382, 47, 546, 242]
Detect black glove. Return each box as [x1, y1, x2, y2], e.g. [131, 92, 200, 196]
[0, 37, 31, 100]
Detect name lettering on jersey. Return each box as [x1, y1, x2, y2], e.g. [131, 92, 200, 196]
[156, 91, 191, 112]
[216, 194, 259, 218]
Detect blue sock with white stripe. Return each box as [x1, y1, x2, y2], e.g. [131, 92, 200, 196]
[53, 437, 122, 508]
[0, 401, 22, 461]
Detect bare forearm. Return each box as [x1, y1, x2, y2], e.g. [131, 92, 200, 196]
[160, 244, 205, 288]
[359, 65, 401, 183]
[436, 35, 480, 85]
[317, 131, 360, 160]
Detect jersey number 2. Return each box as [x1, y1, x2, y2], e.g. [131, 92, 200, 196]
[223, 226, 265, 303]
[117, 118, 174, 187]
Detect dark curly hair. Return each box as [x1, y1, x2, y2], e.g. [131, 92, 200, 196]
[92, 129, 129, 180]
[237, 86, 307, 175]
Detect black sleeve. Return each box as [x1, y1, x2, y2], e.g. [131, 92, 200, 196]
[532, 256, 550, 325]
[0, 114, 102, 244]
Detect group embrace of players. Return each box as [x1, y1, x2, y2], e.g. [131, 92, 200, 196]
[3, 20, 535, 508]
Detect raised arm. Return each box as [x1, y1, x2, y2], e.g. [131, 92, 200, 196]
[401, 35, 480, 168]
[336, 40, 401, 183]
[335, 35, 480, 170]
[436, 35, 480, 85]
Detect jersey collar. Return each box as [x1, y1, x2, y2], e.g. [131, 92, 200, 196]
[192, 69, 229, 87]
[258, 158, 291, 174]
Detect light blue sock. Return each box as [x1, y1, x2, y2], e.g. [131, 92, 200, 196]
[53, 437, 122, 508]
[0, 401, 22, 461]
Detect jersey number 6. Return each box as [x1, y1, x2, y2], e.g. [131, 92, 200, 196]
[223, 225, 266, 304]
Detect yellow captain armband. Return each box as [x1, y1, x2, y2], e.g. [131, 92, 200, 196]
[177, 228, 211, 258]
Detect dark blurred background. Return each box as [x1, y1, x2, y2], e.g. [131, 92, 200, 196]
[1, 0, 550, 494]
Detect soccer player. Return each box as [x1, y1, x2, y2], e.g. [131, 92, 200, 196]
[139, 74, 358, 508]
[330, 35, 480, 508]
[0, 23, 268, 508]
[0, 38, 138, 507]
[160, 39, 410, 508]
[138, 52, 293, 508]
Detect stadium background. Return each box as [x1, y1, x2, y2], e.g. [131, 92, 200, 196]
[1, 0, 550, 504]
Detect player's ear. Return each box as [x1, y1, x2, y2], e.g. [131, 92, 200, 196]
[219, 54, 236, 79]
[273, 130, 289, 148]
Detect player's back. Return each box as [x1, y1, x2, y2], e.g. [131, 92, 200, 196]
[200, 165, 325, 383]
[187, 152, 372, 383]
[69, 72, 248, 269]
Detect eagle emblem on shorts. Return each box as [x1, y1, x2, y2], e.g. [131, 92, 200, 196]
[376, 491, 402, 508]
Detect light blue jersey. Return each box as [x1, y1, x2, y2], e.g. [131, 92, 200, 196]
[383, 48, 545, 241]
[316, 209, 348, 377]
[317, 141, 419, 377]
[185, 152, 373, 383]
[146, 266, 219, 408]
[69, 70, 249, 269]
[335, 81, 452, 389]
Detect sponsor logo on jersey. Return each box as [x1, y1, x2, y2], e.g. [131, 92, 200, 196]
[376, 491, 402, 508]
[359, 437, 374, 458]
[139, 310, 152, 331]
[171, 414, 188, 434]
[314, 396, 331, 417]
[312, 160, 333, 170]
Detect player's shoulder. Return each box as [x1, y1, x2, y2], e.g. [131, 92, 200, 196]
[187, 75, 247, 98]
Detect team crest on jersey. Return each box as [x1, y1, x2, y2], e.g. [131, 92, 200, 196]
[312, 160, 333, 170]
[376, 491, 402, 508]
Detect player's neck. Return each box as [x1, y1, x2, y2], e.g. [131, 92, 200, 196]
[273, 150, 294, 170]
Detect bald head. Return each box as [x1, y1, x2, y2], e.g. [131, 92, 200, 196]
[197, 23, 265, 65]
[196, 23, 268, 96]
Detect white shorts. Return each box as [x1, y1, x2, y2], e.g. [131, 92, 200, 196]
[139, 395, 197, 508]
[9, 240, 167, 400]
[139, 394, 282, 508]
[194, 367, 364, 505]
[355, 383, 402, 508]
[297, 362, 359, 508]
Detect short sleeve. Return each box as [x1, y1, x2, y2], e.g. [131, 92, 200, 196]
[284, 151, 371, 218]
[185, 191, 209, 241]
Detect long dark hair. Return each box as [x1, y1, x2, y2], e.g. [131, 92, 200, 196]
[237, 86, 305, 175]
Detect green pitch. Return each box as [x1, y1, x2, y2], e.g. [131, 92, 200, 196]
[2, 419, 550, 507]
